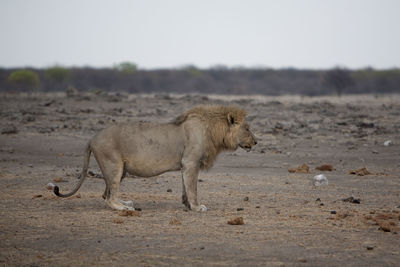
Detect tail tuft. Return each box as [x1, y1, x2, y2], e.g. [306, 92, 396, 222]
[54, 186, 60, 196]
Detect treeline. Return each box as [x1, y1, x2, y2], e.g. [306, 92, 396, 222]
[1, 64, 400, 95]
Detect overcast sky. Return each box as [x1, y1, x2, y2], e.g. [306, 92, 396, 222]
[1, 0, 399, 70]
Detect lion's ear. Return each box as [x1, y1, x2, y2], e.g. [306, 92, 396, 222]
[227, 113, 235, 125]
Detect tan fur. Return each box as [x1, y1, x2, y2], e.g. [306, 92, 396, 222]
[174, 105, 248, 169]
[54, 105, 257, 212]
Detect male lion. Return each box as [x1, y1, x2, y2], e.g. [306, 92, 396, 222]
[54, 105, 257, 211]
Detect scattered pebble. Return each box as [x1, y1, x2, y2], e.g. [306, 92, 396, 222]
[315, 164, 335, 171]
[288, 163, 310, 173]
[384, 140, 393, 146]
[169, 217, 182, 225]
[237, 208, 244, 211]
[119, 210, 140, 217]
[227, 217, 244, 225]
[312, 174, 329, 186]
[243, 196, 249, 201]
[331, 211, 337, 214]
[342, 196, 361, 204]
[53, 177, 67, 183]
[378, 221, 392, 232]
[113, 218, 124, 224]
[1, 125, 18, 135]
[32, 194, 43, 199]
[167, 188, 172, 192]
[349, 167, 372, 176]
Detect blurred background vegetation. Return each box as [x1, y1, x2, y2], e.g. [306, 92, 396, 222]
[1, 63, 399, 95]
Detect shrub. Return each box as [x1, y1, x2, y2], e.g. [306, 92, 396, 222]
[45, 66, 71, 83]
[114, 62, 137, 74]
[7, 69, 40, 91]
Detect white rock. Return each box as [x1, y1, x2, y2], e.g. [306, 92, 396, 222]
[384, 140, 393, 146]
[312, 174, 328, 186]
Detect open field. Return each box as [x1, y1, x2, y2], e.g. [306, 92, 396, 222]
[1, 92, 399, 266]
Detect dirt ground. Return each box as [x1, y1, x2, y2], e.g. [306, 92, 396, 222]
[1, 92, 399, 266]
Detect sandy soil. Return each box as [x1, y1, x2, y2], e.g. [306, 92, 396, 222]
[0, 92, 399, 266]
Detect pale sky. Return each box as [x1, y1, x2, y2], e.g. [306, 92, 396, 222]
[1, 0, 399, 69]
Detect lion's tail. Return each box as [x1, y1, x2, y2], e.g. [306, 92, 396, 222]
[54, 142, 91, 198]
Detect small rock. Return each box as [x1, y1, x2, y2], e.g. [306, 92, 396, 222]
[331, 211, 337, 214]
[384, 140, 393, 146]
[342, 196, 361, 204]
[288, 163, 310, 173]
[43, 100, 55, 107]
[349, 167, 372, 176]
[227, 217, 244, 225]
[1, 125, 18, 135]
[312, 174, 328, 186]
[53, 177, 67, 183]
[315, 164, 335, 171]
[167, 188, 172, 192]
[119, 210, 140, 217]
[237, 208, 244, 211]
[366, 246, 374, 250]
[378, 221, 392, 232]
[169, 217, 182, 225]
[243, 196, 249, 201]
[113, 218, 124, 224]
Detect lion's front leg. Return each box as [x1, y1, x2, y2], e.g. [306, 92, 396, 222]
[181, 162, 207, 212]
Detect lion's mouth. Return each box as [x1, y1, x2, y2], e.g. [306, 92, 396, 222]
[240, 144, 252, 152]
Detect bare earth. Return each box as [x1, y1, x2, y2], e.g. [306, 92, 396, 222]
[1, 92, 399, 266]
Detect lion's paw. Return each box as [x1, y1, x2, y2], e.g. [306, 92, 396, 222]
[122, 206, 135, 211]
[119, 199, 135, 207]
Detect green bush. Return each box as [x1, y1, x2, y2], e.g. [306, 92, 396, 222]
[7, 69, 40, 91]
[114, 62, 137, 74]
[45, 66, 71, 83]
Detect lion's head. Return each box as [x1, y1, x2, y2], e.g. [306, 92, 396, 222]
[174, 105, 257, 169]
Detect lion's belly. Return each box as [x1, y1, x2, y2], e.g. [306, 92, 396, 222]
[119, 123, 185, 177]
[125, 159, 181, 177]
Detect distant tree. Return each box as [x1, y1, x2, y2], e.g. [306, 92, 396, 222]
[114, 62, 137, 74]
[7, 69, 40, 91]
[44, 66, 71, 90]
[180, 65, 203, 77]
[323, 68, 354, 96]
[45, 66, 71, 83]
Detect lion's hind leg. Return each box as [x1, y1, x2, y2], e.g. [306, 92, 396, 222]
[95, 153, 134, 211]
[101, 166, 133, 207]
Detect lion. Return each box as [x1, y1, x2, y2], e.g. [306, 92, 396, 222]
[54, 105, 257, 212]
